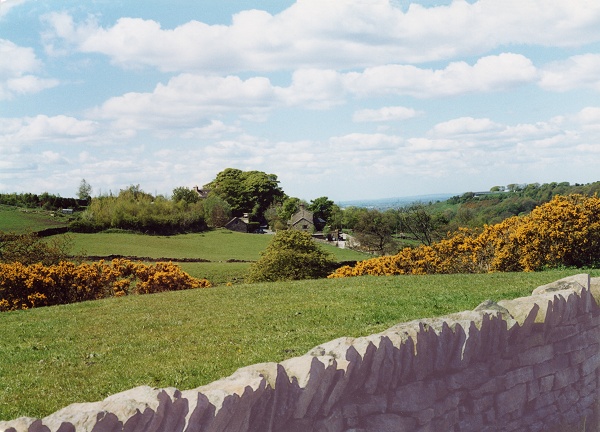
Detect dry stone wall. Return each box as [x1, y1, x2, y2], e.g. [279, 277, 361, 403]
[2, 274, 600, 432]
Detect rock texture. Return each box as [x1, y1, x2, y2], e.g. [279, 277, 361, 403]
[2, 275, 600, 432]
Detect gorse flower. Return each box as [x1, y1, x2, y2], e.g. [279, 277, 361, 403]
[329, 195, 600, 278]
[0, 259, 211, 312]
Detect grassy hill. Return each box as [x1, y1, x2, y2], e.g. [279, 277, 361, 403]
[0, 205, 69, 234]
[1, 269, 596, 421]
[66, 230, 369, 285]
[0, 204, 369, 284]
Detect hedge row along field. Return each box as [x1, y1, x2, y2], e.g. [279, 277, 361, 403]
[0, 259, 211, 312]
[330, 194, 600, 278]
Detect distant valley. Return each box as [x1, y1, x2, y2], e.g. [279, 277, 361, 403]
[338, 193, 457, 209]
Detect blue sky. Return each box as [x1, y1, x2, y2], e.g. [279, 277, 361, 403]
[1, 0, 600, 201]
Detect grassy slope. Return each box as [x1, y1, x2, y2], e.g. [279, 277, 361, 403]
[68, 230, 269, 261]
[0, 206, 68, 234]
[1, 269, 597, 420]
[66, 230, 369, 284]
[67, 230, 368, 261]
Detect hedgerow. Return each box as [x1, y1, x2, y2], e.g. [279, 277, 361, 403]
[330, 194, 600, 278]
[0, 259, 211, 312]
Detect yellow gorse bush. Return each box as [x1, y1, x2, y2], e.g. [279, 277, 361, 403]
[329, 194, 600, 278]
[0, 258, 211, 312]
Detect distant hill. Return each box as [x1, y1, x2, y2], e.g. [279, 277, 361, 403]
[338, 193, 457, 210]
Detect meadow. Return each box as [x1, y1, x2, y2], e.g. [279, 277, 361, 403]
[66, 230, 368, 284]
[2, 269, 596, 421]
[0, 205, 68, 234]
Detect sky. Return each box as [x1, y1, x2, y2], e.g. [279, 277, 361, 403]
[1, 0, 600, 202]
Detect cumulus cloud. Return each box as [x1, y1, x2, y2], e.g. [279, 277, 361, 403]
[539, 54, 600, 92]
[430, 117, 504, 137]
[0, 39, 58, 99]
[278, 69, 345, 109]
[84, 52, 543, 136]
[343, 53, 538, 98]
[41, 1, 600, 73]
[0, 0, 28, 20]
[576, 106, 600, 124]
[429, 116, 570, 149]
[353, 106, 421, 122]
[3, 108, 597, 201]
[0, 115, 98, 146]
[88, 74, 280, 133]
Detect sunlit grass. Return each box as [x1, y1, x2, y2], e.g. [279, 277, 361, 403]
[67, 230, 271, 261]
[0, 206, 68, 234]
[67, 230, 368, 261]
[67, 230, 369, 285]
[1, 268, 596, 421]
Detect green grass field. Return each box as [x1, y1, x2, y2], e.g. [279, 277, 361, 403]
[66, 230, 369, 284]
[68, 230, 271, 261]
[1, 268, 597, 421]
[0, 206, 69, 234]
[67, 230, 367, 261]
[2, 205, 370, 285]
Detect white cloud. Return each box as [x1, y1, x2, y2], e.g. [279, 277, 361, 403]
[89, 74, 279, 133]
[428, 116, 572, 152]
[343, 53, 538, 98]
[179, 121, 240, 140]
[89, 70, 349, 134]
[0, 39, 58, 99]
[2, 108, 598, 201]
[0, 0, 27, 20]
[84, 52, 541, 137]
[330, 133, 404, 151]
[539, 54, 600, 91]
[430, 117, 503, 136]
[42, 1, 600, 73]
[353, 106, 421, 122]
[576, 106, 600, 124]
[278, 69, 345, 109]
[0, 115, 98, 146]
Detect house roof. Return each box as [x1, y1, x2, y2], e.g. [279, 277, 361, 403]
[225, 215, 250, 226]
[289, 207, 314, 226]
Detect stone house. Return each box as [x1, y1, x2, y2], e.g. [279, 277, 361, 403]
[288, 205, 326, 232]
[224, 214, 251, 233]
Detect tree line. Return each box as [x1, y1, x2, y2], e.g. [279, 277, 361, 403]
[5, 174, 599, 248]
[339, 180, 600, 256]
[331, 194, 600, 278]
[0, 192, 86, 211]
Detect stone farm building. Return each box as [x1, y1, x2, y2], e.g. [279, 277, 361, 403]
[288, 205, 326, 232]
[224, 214, 251, 233]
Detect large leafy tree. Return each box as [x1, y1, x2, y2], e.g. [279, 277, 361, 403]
[264, 197, 304, 230]
[204, 168, 284, 218]
[308, 196, 337, 224]
[77, 179, 93, 201]
[172, 186, 200, 204]
[397, 203, 448, 246]
[203, 195, 232, 228]
[353, 209, 398, 255]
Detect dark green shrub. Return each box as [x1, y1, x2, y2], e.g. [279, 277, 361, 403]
[246, 230, 336, 282]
